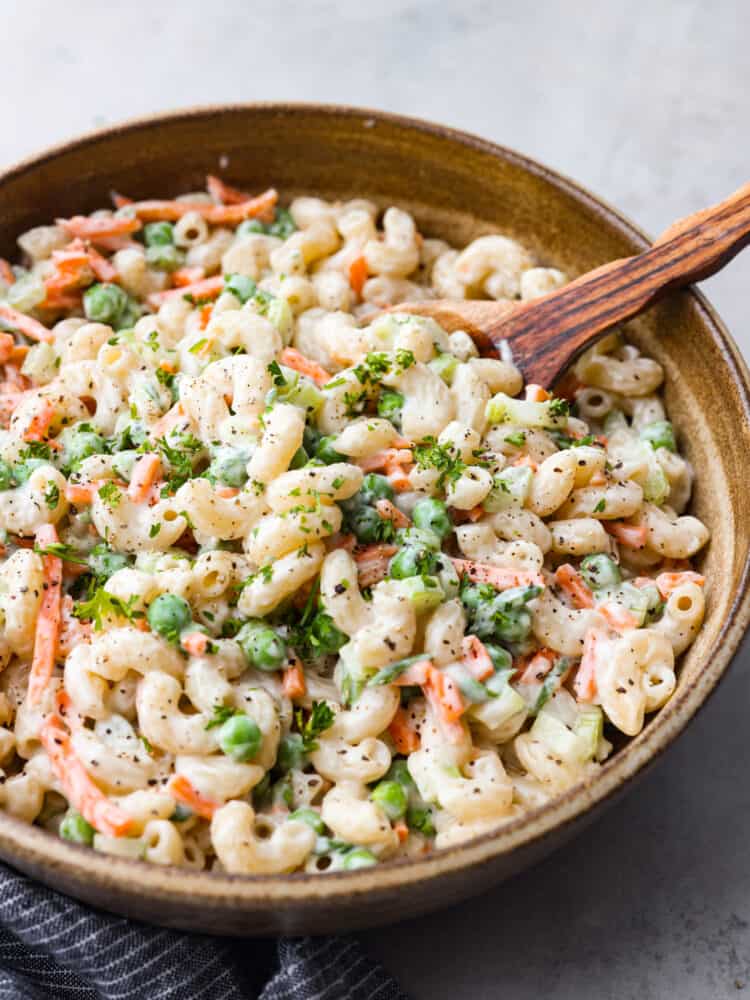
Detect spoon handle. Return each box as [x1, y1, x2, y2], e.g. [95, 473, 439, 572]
[495, 181, 750, 385]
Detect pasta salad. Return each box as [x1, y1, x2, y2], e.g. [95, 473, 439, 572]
[0, 178, 709, 873]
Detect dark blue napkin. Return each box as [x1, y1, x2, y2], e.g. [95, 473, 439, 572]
[0, 861, 406, 999]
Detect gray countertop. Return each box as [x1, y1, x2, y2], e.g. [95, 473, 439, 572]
[2, 1, 749, 996]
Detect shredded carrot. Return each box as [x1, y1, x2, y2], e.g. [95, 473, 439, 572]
[130, 188, 278, 225]
[605, 520, 648, 549]
[525, 383, 550, 402]
[58, 215, 142, 240]
[0, 259, 15, 285]
[574, 628, 608, 702]
[423, 666, 465, 742]
[388, 707, 421, 753]
[181, 632, 209, 657]
[87, 244, 118, 282]
[215, 486, 240, 499]
[279, 347, 332, 387]
[22, 398, 56, 442]
[171, 266, 205, 288]
[392, 659, 432, 687]
[0, 303, 53, 343]
[599, 601, 640, 632]
[148, 275, 224, 308]
[465, 505, 485, 522]
[128, 453, 161, 503]
[282, 660, 307, 700]
[10, 344, 29, 364]
[65, 483, 95, 506]
[199, 303, 214, 330]
[460, 635, 495, 682]
[40, 713, 135, 837]
[450, 558, 544, 590]
[518, 648, 557, 685]
[0, 333, 14, 364]
[375, 498, 411, 530]
[55, 689, 85, 733]
[554, 563, 594, 609]
[27, 525, 63, 706]
[348, 255, 368, 296]
[589, 471, 607, 486]
[206, 174, 252, 205]
[358, 448, 413, 474]
[655, 571, 705, 599]
[394, 819, 410, 843]
[168, 774, 220, 820]
[512, 454, 538, 472]
[353, 543, 398, 587]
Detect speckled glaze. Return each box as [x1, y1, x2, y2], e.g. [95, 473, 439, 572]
[0, 105, 748, 936]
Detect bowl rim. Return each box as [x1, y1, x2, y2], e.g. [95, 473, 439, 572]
[2, 101, 750, 907]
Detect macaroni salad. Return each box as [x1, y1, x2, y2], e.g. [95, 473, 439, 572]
[0, 179, 709, 873]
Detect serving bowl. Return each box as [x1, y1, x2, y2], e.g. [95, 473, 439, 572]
[1, 104, 749, 935]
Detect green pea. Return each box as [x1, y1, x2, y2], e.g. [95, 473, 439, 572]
[580, 553, 622, 590]
[59, 809, 95, 846]
[377, 390, 404, 426]
[314, 435, 346, 465]
[396, 527, 441, 551]
[87, 543, 130, 581]
[359, 472, 394, 505]
[412, 498, 452, 540]
[83, 282, 129, 326]
[60, 426, 106, 472]
[145, 244, 185, 272]
[218, 713, 262, 762]
[370, 780, 408, 820]
[147, 593, 192, 642]
[341, 847, 377, 870]
[640, 420, 677, 453]
[350, 505, 392, 544]
[224, 273, 257, 304]
[289, 807, 326, 834]
[388, 545, 436, 580]
[209, 446, 252, 488]
[406, 805, 435, 837]
[276, 733, 306, 772]
[143, 221, 175, 247]
[236, 219, 267, 237]
[289, 446, 309, 470]
[236, 620, 287, 670]
[0, 459, 14, 491]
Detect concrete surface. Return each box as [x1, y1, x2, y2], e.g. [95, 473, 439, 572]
[2, 1, 749, 996]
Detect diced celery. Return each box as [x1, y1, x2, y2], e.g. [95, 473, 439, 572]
[6, 273, 46, 312]
[470, 683, 527, 740]
[93, 834, 146, 860]
[267, 296, 293, 342]
[531, 709, 583, 764]
[429, 353, 459, 384]
[485, 392, 568, 429]
[642, 460, 669, 504]
[604, 581, 649, 626]
[21, 342, 58, 383]
[394, 575, 445, 613]
[573, 707, 604, 762]
[483, 465, 533, 512]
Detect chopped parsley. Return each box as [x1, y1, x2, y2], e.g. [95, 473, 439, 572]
[151, 433, 202, 495]
[44, 482, 60, 510]
[294, 701, 335, 753]
[73, 588, 139, 631]
[413, 436, 466, 489]
[594, 498, 607, 513]
[548, 397, 570, 419]
[19, 442, 53, 462]
[33, 541, 88, 565]
[205, 704, 241, 731]
[267, 360, 287, 387]
[97, 481, 123, 508]
[504, 432, 526, 448]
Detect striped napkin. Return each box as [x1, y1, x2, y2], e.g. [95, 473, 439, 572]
[0, 861, 406, 999]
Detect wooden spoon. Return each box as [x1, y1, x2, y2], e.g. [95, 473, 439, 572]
[391, 181, 750, 386]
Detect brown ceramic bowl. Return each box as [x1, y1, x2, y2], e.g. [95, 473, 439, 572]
[1, 105, 749, 936]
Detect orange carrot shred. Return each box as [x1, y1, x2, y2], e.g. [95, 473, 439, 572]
[554, 563, 594, 609]
[574, 628, 608, 702]
[168, 775, 220, 820]
[129, 188, 278, 225]
[282, 660, 307, 700]
[525, 383, 550, 402]
[461, 635, 495, 682]
[180, 632, 209, 657]
[0, 303, 53, 343]
[450, 558, 544, 590]
[279, 348, 332, 387]
[599, 601, 640, 632]
[206, 174, 252, 205]
[0, 259, 15, 285]
[388, 707, 421, 754]
[58, 215, 142, 240]
[127, 453, 161, 503]
[28, 525, 63, 707]
[40, 713, 135, 837]
[348, 255, 368, 296]
[171, 266, 205, 288]
[605, 520, 648, 549]
[22, 398, 56, 442]
[353, 543, 398, 587]
[148, 275, 224, 309]
[0, 333, 14, 364]
[518, 648, 557, 685]
[655, 571, 705, 599]
[375, 498, 411, 530]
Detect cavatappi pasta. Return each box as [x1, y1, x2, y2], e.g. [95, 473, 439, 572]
[0, 179, 708, 872]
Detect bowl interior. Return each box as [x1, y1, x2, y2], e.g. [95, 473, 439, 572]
[1, 105, 749, 934]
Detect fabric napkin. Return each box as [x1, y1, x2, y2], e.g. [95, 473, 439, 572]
[0, 861, 406, 999]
